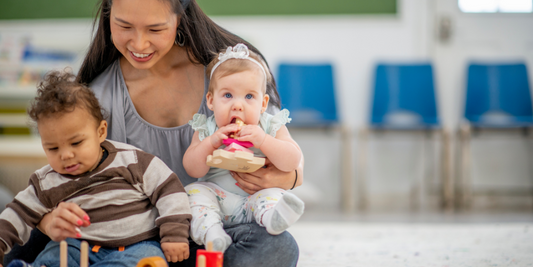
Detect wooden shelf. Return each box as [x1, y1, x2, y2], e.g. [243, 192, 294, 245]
[0, 136, 44, 157]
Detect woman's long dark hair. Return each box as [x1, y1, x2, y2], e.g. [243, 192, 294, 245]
[76, 0, 280, 108]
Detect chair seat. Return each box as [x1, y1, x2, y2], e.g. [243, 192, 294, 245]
[466, 113, 533, 128]
[370, 109, 439, 130]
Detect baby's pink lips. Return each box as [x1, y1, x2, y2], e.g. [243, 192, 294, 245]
[230, 116, 243, 124]
[65, 163, 80, 173]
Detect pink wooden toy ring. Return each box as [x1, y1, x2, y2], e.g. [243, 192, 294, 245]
[223, 138, 253, 148]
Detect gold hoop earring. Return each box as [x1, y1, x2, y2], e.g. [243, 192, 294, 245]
[175, 29, 185, 47]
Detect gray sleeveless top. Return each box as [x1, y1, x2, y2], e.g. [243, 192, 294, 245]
[90, 60, 212, 186]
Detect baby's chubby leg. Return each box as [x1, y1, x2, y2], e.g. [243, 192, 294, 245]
[185, 183, 232, 252]
[250, 189, 305, 235]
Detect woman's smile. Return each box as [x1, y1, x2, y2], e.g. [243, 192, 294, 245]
[130, 51, 154, 62]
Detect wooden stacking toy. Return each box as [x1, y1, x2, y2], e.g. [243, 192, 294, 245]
[206, 118, 265, 173]
[196, 242, 223, 267]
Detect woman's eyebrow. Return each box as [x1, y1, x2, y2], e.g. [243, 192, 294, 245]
[114, 17, 168, 27]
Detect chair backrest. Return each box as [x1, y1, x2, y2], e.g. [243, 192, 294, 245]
[276, 63, 338, 126]
[370, 63, 439, 128]
[464, 63, 532, 126]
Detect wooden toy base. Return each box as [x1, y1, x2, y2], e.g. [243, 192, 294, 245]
[207, 149, 265, 173]
[196, 249, 223, 267]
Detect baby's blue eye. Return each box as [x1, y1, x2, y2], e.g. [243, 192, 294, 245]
[224, 93, 232, 98]
[245, 94, 253, 99]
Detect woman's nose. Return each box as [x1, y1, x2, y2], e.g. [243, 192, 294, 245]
[131, 31, 150, 51]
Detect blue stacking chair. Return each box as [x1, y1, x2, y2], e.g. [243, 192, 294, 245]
[277, 63, 353, 211]
[370, 64, 439, 129]
[358, 63, 451, 210]
[458, 62, 533, 208]
[277, 63, 338, 127]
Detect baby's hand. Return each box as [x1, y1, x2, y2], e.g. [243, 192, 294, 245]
[210, 124, 241, 149]
[237, 125, 267, 148]
[161, 242, 189, 262]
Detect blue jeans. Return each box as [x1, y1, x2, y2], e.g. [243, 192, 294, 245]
[32, 238, 164, 267]
[174, 223, 299, 267]
[5, 223, 299, 267]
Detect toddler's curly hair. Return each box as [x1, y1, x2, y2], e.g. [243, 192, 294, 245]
[28, 70, 105, 124]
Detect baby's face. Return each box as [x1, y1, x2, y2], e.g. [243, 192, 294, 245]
[207, 69, 269, 128]
[38, 107, 107, 176]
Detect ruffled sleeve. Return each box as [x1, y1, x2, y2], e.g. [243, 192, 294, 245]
[188, 113, 209, 141]
[260, 109, 292, 137]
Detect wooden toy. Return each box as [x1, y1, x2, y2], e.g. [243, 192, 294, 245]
[197, 255, 207, 267]
[196, 242, 223, 267]
[206, 118, 265, 172]
[60, 241, 67, 267]
[136, 256, 168, 267]
[207, 149, 265, 172]
[80, 241, 89, 267]
[59, 240, 89, 267]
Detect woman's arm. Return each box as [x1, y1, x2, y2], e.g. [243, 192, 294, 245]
[231, 147, 304, 195]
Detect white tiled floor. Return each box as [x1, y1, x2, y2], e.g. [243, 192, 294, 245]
[289, 210, 533, 267]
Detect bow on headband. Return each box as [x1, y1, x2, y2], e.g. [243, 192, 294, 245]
[210, 43, 267, 80]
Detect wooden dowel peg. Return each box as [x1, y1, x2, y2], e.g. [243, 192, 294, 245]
[60, 241, 68, 267]
[197, 255, 206, 267]
[80, 241, 89, 267]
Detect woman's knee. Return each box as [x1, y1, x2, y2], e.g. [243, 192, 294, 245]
[224, 223, 299, 266]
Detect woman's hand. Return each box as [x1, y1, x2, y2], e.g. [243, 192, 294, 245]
[231, 158, 303, 194]
[38, 202, 90, 242]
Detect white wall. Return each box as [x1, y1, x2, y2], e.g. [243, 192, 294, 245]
[212, 0, 433, 130]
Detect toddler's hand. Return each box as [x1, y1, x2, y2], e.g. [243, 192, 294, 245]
[237, 125, 267, 148]
[161, 242, 189, 262]
[41, 202, 91, 242]
[210, 124, 241, 149]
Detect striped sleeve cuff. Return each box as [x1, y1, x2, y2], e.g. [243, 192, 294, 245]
[158, 215, 191, 244]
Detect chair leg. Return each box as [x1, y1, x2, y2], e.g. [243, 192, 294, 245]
[441, 128, 454, 212]
[410, 131, 427, 211]
[340, 125, 354, 213]
[459, 123, 472, 209]
[356, 127, 369, 211]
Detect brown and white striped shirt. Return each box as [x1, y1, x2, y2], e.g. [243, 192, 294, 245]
[0, 140, 191, 262]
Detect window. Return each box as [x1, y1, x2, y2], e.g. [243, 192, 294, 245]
[459, 0, 532, 13]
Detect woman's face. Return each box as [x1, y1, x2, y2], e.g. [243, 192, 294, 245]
[110, 0, 179, 70]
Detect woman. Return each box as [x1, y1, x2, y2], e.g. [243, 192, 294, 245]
[4, 0, 303, 266]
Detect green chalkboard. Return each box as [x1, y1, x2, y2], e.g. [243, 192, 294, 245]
[198, 0, 396, 16]
[0, 0, 396, 20]
[0, 0, 100, 20]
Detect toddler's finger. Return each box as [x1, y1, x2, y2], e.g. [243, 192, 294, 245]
[54, 219, 80, 238]
[56, 203, 89, 226]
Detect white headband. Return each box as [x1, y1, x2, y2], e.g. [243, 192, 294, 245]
[210, 43, 267, 80]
